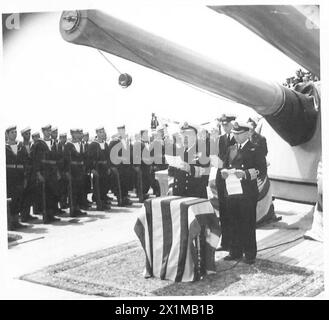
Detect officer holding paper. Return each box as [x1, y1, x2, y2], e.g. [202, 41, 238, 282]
[221, 119, 267, 264]
[167, 122, 210, 198]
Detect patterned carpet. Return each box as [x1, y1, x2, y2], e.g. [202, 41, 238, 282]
[20, 241, 324, 297]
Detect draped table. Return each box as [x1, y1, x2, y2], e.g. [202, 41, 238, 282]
[134, 196, 220, 282]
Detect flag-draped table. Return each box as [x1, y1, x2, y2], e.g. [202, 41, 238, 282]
[134, 196, 220, 282]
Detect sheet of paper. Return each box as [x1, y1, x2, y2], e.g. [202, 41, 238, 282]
[165, 155, 184, 168]
[226, 171, 243, 195]
[210, 155, 223, 168]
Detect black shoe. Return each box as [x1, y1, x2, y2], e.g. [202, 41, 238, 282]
[12, 222, 28, 230]
[43, 216, 61, 224]
[223, 255, 241, 261]
[21, 215, 38, 223]
[216, 246, 229, 252]
[70, 210, 87, 217]
[243, 258, 256, 265]
[56, 209, 66, 215]
[76, 210, 87, 216]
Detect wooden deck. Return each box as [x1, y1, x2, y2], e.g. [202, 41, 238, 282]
[216, 199, 323, 272]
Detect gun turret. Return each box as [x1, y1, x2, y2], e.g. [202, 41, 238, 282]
[60, 9, 319, 146]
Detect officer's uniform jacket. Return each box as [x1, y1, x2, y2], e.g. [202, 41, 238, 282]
[223, 140, 267, 200]
[218, 133, 236, 161]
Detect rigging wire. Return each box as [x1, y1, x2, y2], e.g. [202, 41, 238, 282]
[76, 25, 122, 75]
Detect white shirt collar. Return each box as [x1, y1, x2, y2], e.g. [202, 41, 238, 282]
[238, 140, 249, 149]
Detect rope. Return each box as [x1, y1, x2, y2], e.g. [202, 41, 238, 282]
[76, 25, 122, 75]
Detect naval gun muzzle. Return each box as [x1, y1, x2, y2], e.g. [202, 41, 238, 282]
[60, 10, 319, 146]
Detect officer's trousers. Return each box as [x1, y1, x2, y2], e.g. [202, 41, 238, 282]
[227, 196, 257, 260]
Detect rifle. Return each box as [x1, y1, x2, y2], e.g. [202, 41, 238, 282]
[93, 153, 102, 210]
[111, 167, 122, 206]
[134, 166, 144, 203]
[67, 149, 74, 216]
[41, 178, 47, 221]
[40, 152, 47, 222]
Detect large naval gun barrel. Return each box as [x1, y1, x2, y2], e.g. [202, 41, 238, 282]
[60, 10, 319, 147]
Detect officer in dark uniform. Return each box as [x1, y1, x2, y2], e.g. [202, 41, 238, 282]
[135, 129, 153, 201]
[64, 129, 87, 217]
[167, 122, 210, 198]
[108, 125, 133, 206]
[218, 114, 237, 160]
[31, 124, 61, 223]
[88, 126, 111, 210]
[58, 133, 68, 210]
[221, 120, 267, 264]
[248, 118, 268, 157]
[151, 125, 168, 171]
[215, 114, 236, 251]
[151, 113, 159, 130]
[5, 125, 29, 230]
[149, 126, 168, 197]
[18, 127, 38, 222]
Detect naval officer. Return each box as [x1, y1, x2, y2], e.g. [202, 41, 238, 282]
[221, 119, 267, 264]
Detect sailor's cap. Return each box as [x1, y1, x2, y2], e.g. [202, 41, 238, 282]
[117, 124, 126, 130]
[59, 133, 67, 138]
[51, 127, 58, 133]
[6, 125, 17, 133]
[32, 131, 40, 137]
[70, 128, 83, 134]
[96, 126, 105, 132]
[20, 127, 31, 134]
[41, 124, 52, 131]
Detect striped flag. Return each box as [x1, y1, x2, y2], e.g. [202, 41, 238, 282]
[134, 196, 220, 282]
